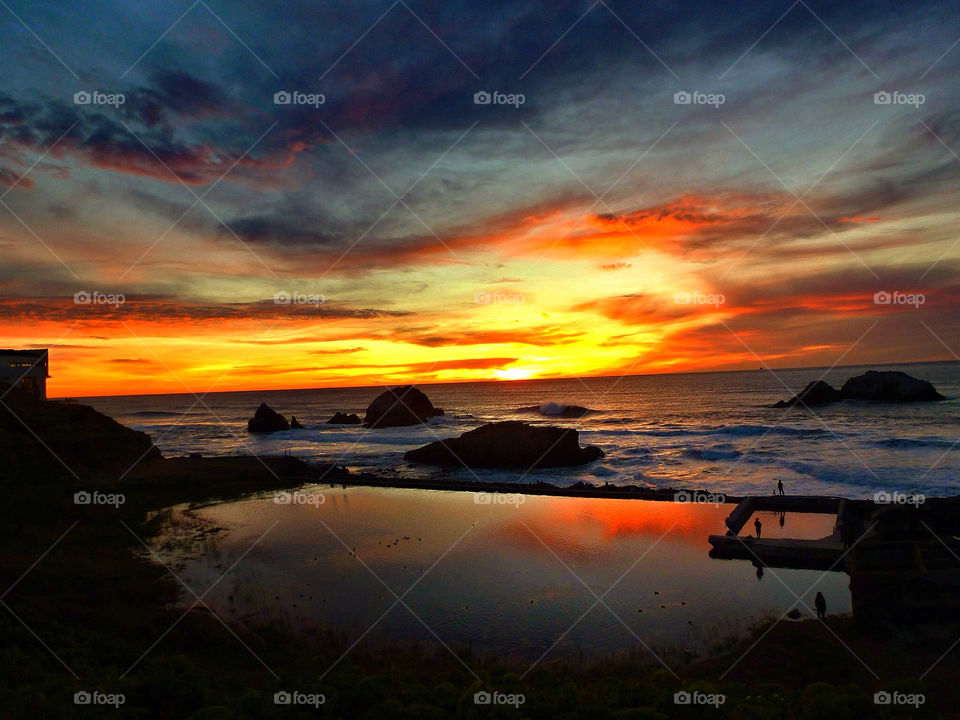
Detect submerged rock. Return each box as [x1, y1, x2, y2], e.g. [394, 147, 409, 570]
[327, 412, 361, 425]
[290, 416, 304, 429]
[364, 386, 443, 428]
[404, 420, 604, 469]
[774, 380, 843, 408]
[247, 403, 290, 433]
[840, 371, 945, 403]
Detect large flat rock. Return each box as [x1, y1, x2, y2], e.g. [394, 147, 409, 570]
[405, 421, 604, 469]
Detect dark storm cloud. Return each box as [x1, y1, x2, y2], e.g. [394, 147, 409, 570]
[227, 216, 339, 247]
[0, 295, 415, 324]
[3, 0, 959, 281]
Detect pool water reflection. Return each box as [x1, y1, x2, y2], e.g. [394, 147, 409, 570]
[154, 486, 852, 659]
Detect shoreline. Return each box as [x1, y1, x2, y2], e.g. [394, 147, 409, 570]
[281, 468, 745, 502]
[259, 462, 960, 506]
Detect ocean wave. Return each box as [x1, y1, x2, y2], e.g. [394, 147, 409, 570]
[872, 437, 958, 450]
[515, 402, 599, 418]
[129, 410, 185, 417]
[634, 424, 829, 438]
[683, 444, 742, 461]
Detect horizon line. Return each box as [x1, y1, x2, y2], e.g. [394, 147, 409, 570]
[50, 357, 959, 400]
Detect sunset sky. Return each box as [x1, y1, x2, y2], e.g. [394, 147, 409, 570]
[2, 0, 959, 397]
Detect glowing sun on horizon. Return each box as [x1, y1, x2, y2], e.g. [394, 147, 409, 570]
[494, 368, 536, 380]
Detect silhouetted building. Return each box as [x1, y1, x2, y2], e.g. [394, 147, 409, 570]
[0, 349, 48, 400]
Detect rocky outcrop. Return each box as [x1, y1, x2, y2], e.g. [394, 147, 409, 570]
[404, 421, 604, 469]
[0, 382, 161, 483]
[290, 416, 304, 429]
[327, 412, 361, 425]
[247, 403, 290, 433]
[364, 386, 443, 428]
[840, 371, 945, 403]
[774, 380, 843, 408]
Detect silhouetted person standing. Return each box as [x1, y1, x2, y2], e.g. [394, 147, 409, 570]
[815, 591, 826, 620]
[754, 517, 762, 538]
[777, 479, 784, 496]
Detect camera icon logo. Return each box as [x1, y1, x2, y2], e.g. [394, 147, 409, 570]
[74, 691, 92, 704]
[873, 290, 891, 304]
[874, 691, 891, 705]
[474, 492, 491, 505]
[674, 91, 691, 105]
[474, 690, 492, 704]
[74, 491, 92, 505]
[274, 291, 291, 304]
[874, 491, 892, 504]
[73, 91, 92, 105]
[274, 91, 292, 105]
[274, 492, 292, 504]
[74, 290, 91, 305]
[674, 291, 691, 304]
[274, 691, 292, 704]
[674, 691, 692, 704]
[474, 90, 491, 105]
[873, 91, 891, 105]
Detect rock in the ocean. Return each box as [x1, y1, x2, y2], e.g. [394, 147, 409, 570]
[247, 403, 290, 433]
[840, 371, 945, 403]
[364, 386, 443, 428]
[404, 421, 604, 469]
[290, 416, 304, 429]
[774, 380, 843, 408]
[327, 412, 361, 425]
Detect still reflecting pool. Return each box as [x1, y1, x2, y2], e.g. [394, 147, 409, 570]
[153, 486, 851, 659]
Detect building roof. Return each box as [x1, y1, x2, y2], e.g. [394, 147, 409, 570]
[0, 349, 48, 357]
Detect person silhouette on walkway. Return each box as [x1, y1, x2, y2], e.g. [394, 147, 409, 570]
[754, 517, 762, 538]
[777, 479, 785, 496]
[815, 591, 827, 621]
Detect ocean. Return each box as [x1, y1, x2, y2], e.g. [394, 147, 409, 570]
[88, 361, 960, 499]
